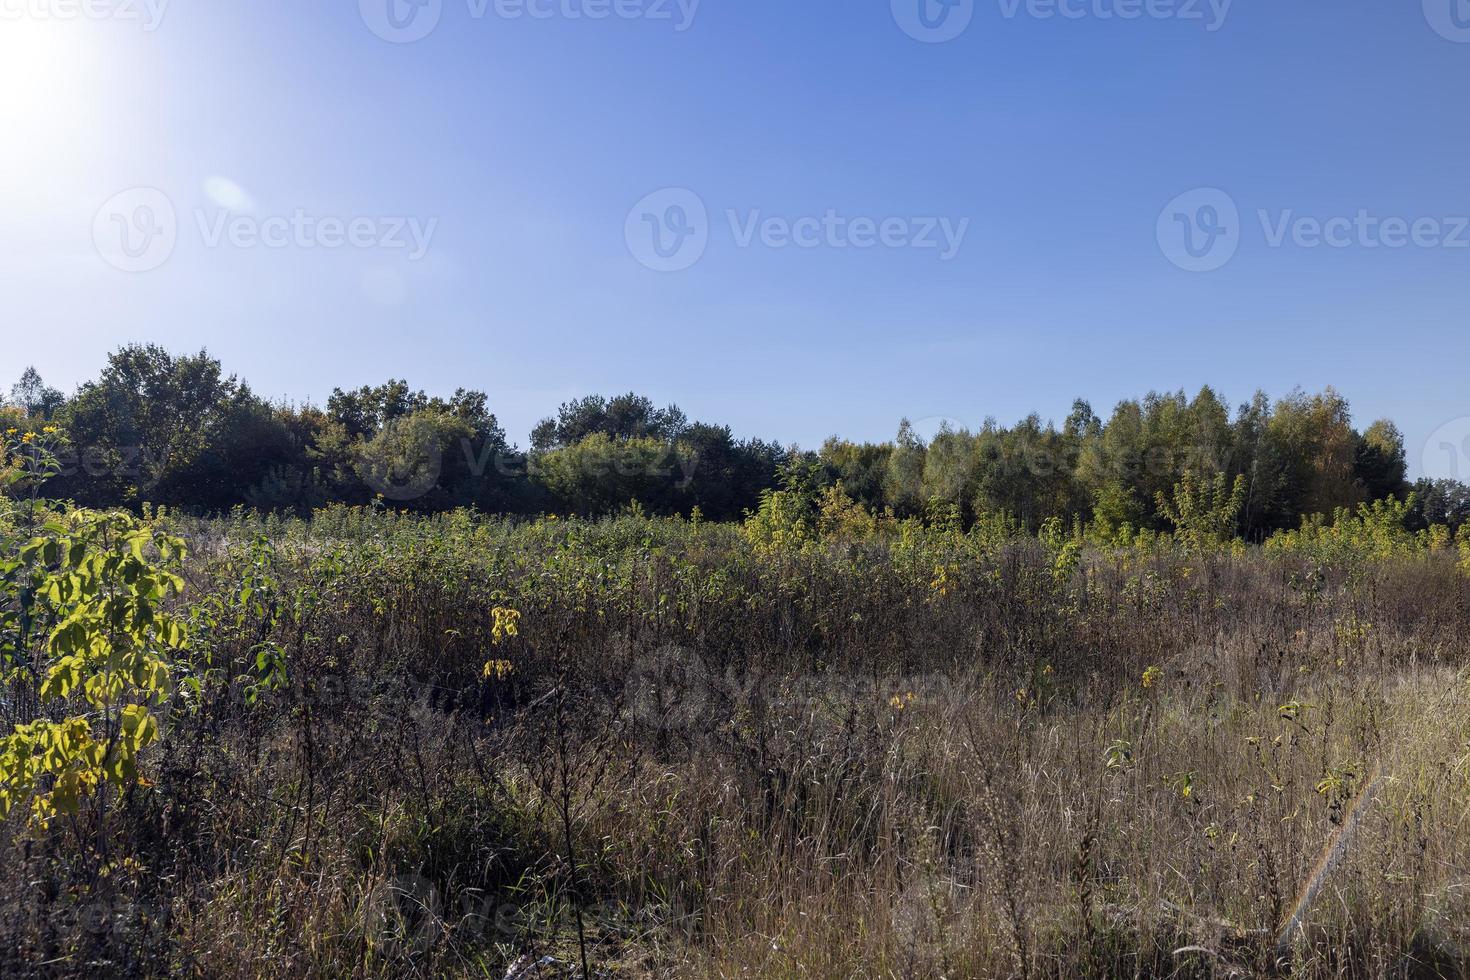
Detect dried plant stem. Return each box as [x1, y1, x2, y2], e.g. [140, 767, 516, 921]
[1276, 762, 1386, 958]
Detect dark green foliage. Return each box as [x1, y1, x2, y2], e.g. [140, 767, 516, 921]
[5, 350, 1444, 537]
[53, 345, 298, 509]
[1408, 477, 1470, 531]
[530, 392, 687, 452]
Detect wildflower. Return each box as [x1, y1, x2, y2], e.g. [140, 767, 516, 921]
[930, 564, 951, 596]
[490, 607, 521, 645]
[1142, 665, 1162, 690]
[4, 428, 15, 436]
[20, 432, 34, 444]
[482, 659, 515, 681]
[42, 426, 57, 435]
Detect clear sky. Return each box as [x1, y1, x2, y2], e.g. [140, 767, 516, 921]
[4, 0, 1469, 476]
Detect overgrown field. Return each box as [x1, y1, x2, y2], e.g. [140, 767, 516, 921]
[4, 496, 1470, 978]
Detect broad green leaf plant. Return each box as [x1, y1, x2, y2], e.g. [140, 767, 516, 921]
[0, 428, 187, 830]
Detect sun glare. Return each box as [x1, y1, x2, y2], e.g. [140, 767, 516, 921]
[0, 20, 97, 162]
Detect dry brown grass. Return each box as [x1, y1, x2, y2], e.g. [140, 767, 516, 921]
[3, 513, 1469, 978]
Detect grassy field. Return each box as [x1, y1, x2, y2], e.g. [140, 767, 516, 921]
[3, 501, 1470, 978]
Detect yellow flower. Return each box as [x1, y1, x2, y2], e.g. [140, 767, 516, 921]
[490, 607, 521, 645]
[4, 428, 15, 436]
[1142, 665, 1162, 690]
[42, 426, 57, 434]
[20, 432, 35, 444]
[482, 659, 515, 681]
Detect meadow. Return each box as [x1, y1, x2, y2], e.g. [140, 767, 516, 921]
[4, 462, 1470, 977]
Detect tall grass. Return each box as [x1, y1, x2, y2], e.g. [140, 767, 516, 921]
[3, 506, 1469, 977]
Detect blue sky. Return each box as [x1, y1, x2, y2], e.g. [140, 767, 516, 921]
[4, 0, 1470, 476]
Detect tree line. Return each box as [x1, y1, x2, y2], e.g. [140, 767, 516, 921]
[4, 344, 1465, 536]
